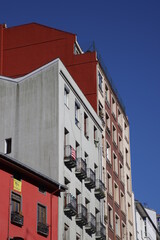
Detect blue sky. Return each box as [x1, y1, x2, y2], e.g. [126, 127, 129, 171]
[1, 1, 160, 213]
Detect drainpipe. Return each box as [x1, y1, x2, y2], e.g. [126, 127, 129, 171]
[50, 187, 60, 240]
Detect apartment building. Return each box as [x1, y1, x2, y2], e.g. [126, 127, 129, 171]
[0, 22, 134, 239]
[0, 58, 105, 239]
[135, 201, 160, 240]
[0, 153, 65, 239]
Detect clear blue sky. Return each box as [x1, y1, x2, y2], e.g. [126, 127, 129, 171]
[1, 0, 160, 213]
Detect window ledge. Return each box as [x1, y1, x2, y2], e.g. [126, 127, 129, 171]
[118, 123, 122, 132]
[107, 192, 113, 199]
[128, 219, 133, 226]
[114, 201, 120, 208]
[127, 191, 132, 198]
[113, 171, 119, 178]
[113, 141, 118, 148]
[106, 159, 112, 167]
[105, 99, 110, 109]
[112, 112, 117, 121]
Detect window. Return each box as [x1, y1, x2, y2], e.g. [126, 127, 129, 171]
[125, 148, 129, 167]
[75, 100, 80, 127]
[107, 172, 112, 196]
[37, 204, 47, 225]
[112, 97, 116, 118]
[115, 214, 120, 236]
[105, 85, 110, 105]
[120, 191, 125, 213]
[11, 192, 21, 214]
[5, 138, 12, 154]
[64, 85, 70, 107]
[94, 126, 98, 146]
[113, 152, 118, 174]
[98, 71, 103, 92]
[124, 122, 129, 140]
[64, 224, 69, 240]
[122, 222, 126, 240]
[84, 112, 89, 139]
[106, 112, 110, 135]
[128, 203, 132, 222]
[64, 128, 69, 146]
[85, 198, 90, 215]
[118, 135, 123, 155]
[129, 232, 132, 240]
[112, 124, 117, 145]
[76, 233, 81, 240]
[118, 108, 122, 128]
[106, 142, 111, 162]
[108, 205, 113, 229]
[76, 141, 80, 158]
[102, 135, 105, 157]
[120, 163, 124, 183]
[114, 182, 119, 205]
[99, 102, 104, 120]
[127, 174, 131, 193]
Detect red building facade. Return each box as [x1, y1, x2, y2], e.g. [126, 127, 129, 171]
[0, 153, 65, 239]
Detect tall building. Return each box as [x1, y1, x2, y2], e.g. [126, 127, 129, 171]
[0, 152, 65, 239]
[0, 59, 105, 239]
[135, 201, 160, 240]
[0, 22, 135, 239]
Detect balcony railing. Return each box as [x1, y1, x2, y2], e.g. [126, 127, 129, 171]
[64, 145, 76, 169]
[85, 213, 96, 235]
[64, 193, 77, 218]
[85, 168, 95, 190]
[96, 222, 106, 240]
[37, 222, 49, 236]
[76, 204, 87, 227]
[95, 179, 105, 200]
[75, 158, 87, 180]
[11, 211, 24, 227]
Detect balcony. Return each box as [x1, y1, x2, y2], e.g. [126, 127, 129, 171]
[11, 211, 23, 227]
[95, 179, 105, 200]
[85, 168, 95, 190]
[64, 193, 77, 218]
[64, 145, 76, 169]
[37, 222, 49, 236]
[75, 158, 87, 181]
[85, 213, 96, 235]
[76, 204, 87, 228]
[96, 222, 106, 240]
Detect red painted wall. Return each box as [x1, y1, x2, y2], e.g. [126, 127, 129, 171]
[0, 166, 58, 240]
[0, 23, 98, 111]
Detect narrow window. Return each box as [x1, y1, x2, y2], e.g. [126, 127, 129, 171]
[5, 138, 12, 154]
[112, 124, 117, 145]
[98, 71, 103, 92]
[108, 205, 113, 228]
[84, 113, 89, 139]
[64, 223, 69, 240]
[37, 204, 48, 236]
[114, 182, 119, 205]
[113, 152, 118, 174]
[106, 112, 110, 135]
[64, 85, 70, 107]
[75, 101, 80, 127]
[107, 172, 112, 196]
[115, 214, 120, 236]
[11, 192, 23, 227]
[105, 85, 110, 105]
[106, 142, 111, 162]
[112, 97, 116, 118]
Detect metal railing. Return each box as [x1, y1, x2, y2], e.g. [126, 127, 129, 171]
[11, 211, 24, 226]
[96, 222, 106, 239]
[95, 179, 105, 192]
[37, 222, 49, 236]
[64, 193, 77, 211]
[76, 158, 87, 174]
[76, 204, 87, 224]
[86, 168, 95, 183]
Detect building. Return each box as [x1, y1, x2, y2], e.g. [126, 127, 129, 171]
[0, 58, 105, 239]
[135, 200, 160, 240]
[0, 152, 66, 239]
[157, 214, 160, 233]
[0, 22, 134, 239]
